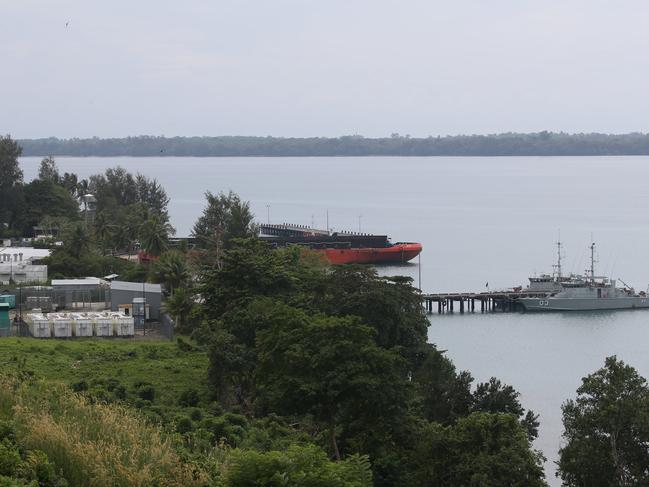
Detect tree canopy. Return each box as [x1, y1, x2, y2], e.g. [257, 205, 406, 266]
[19, 132, 649, 157]
[558, 356, 649, 486]
[194, 236, 547, 486]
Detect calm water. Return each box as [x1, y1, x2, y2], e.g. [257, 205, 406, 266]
[20, 155, 649, 483]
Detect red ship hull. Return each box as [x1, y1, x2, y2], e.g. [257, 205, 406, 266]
[316, 243, 422, 265]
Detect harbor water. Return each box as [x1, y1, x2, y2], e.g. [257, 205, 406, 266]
[20, 155, 649, 484]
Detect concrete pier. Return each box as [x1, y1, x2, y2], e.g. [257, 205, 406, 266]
[422, 291, 547, 315]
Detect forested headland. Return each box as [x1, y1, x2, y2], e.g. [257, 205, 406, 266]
[18, 132, 649, 157]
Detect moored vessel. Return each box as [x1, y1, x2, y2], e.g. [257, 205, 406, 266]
[518, 241, 649, 311]
[259, 223, 422, 265]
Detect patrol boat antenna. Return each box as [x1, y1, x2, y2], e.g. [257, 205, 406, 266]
[553, 238, 562, 279]
[589, 241, 597, 283]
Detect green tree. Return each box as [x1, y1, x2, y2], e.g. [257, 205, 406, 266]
[0, 135, 23, 189]
[63, 223, 91, 259]
[308, 266, 428, 360]
[38, 156, 60, 183]
[22, 180, 80, 235]
[558, 356, 649, 486]
[472, 377, 539, 440]
[163, 287, 195, 333]
[412, 413, 546, 486]
[224, 444, 372, 487]
[154, 251, 190, 294]
[413, 344, 473, 424]
[139, 215, 173, 257]
[255, 302, 408, 460]
[192, 191, 257, 267]
[0, 135, 24, 236]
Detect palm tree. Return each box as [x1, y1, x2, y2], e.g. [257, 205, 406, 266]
[139, 216, 173, 257]
[93, 213, 118, 255]
[66, 223, 90, 258]
[163, 287, 194, 333]
[154, 251, 190, 294]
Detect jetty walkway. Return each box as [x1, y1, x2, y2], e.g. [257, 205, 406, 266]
[422, 291, 547, 314]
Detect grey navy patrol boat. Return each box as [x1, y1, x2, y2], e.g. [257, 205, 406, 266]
[518, 241, 649, 312]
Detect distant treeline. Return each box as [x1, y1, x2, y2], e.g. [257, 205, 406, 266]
[18, 132, 649, 157]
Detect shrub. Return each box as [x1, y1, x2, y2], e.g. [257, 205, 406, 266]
[223, 444, 372, 487]
[70, 380, 87, 393]
[0, 380, 207, 487]
[113, 385, 127, 400]
[189, 408, 203, 422]
[0, 440, 20, 477]
[178, 389, 199, 407]
[176, 417, 193, 434]
[136, 385, 155, 402]
[176, 338, 194, 352]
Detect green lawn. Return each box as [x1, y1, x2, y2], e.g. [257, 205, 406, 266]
[0, 337, 210, 414]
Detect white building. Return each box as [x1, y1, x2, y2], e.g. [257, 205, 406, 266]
[0, 247, 50, 285]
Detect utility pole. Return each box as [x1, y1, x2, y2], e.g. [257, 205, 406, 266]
[142, 279, 146, 336]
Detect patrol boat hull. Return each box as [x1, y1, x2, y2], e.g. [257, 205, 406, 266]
[519, 296, 649, 311]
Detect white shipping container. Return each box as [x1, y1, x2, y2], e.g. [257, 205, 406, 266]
[93, 314, 113, 336]
[27, 313, 51, 338]
[112, 313, 134, 337]
[73, 314, 93, 337]
[52, 319, 72, 338]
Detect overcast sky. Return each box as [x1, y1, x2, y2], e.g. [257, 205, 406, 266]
[3, 0, 649, 138]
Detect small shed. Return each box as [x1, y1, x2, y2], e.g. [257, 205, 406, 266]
[51, 278, 107, 309]
[110, 281, 162, 319]
[0, 295, 15, 309]
[0, 303, 9, 330]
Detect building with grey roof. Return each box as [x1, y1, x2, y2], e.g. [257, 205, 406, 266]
[109, 281, 162, 319]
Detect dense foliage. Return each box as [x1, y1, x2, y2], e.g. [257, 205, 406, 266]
[18, 132, 649, 157]
[195, 238, 547, 486]
[558, 356, 649, 486]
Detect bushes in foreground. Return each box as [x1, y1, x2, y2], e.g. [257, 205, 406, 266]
[0, 376, 373, 487]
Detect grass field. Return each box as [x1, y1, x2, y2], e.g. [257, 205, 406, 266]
[0, 337, 210, 413]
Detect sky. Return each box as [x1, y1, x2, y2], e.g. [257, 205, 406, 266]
[3, 0, 649, 138]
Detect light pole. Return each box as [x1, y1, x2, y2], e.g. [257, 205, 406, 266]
[266, 205, 270, 225]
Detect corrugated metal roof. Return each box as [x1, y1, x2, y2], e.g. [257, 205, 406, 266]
[110, 281, 162, 293]
[52, 277, 103, 287]
[0, 247, 51, 261]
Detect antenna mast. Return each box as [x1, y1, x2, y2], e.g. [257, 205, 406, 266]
[556, 236, 562, 279]
[589, 241, 596, 282]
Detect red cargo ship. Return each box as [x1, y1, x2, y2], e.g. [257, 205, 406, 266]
[260, 224, 422, 265]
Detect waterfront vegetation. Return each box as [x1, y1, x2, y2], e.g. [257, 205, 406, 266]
[3, 134, 649, 485]
[17, 132, 649, 157]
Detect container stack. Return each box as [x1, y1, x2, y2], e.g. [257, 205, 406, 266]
[25, 311, 134, 338]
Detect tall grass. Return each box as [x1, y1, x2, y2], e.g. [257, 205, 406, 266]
[0, 378, 209, 487]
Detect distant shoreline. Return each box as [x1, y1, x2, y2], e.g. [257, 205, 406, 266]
[17, 132, 649, 157]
